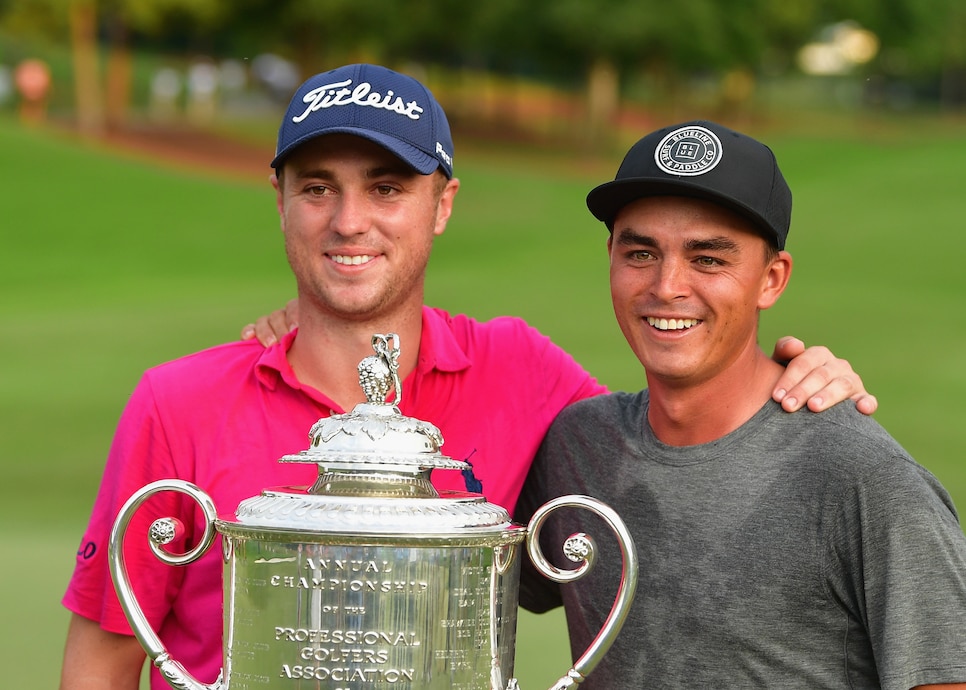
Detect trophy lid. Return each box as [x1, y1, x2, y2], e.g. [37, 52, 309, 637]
[227, 334, 513, 535]
[278, 334, 468, 492]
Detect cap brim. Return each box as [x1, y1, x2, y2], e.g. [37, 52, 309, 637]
[587, 176, 772, 240]
[271, 126, 440, 175]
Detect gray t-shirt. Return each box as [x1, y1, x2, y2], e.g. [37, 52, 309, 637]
[515, 391, 966, 688]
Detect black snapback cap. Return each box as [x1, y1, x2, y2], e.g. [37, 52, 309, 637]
[586, 120, 792, 249]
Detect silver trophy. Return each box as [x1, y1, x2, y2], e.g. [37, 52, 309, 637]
[110, 334, 637, 689]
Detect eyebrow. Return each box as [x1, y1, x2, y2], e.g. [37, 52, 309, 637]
[685, 236, 741, 253]
[614, 229, 740, 254]
[292, 163, 417, 182]
[615, 229, 658, 247]
[366, 164, 418, 180]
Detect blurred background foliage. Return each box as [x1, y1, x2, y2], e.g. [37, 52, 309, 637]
[1, 0, 966, 151]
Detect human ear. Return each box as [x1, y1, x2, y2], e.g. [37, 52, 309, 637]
[271, 173, 287, 233]
[433, 177, 460, 237]
[758, 250, 793, 310]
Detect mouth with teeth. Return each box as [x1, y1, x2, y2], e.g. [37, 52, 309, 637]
[646, 317, 700, 331]
[330, 254, 376, 266]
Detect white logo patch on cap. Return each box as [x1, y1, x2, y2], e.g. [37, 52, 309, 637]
[292, 79, 424, 124]
[654, 125, 722, 176]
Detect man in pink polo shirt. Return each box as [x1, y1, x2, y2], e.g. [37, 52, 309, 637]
[59, 64, 874, 690]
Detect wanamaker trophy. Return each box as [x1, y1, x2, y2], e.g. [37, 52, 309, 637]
[109, 333, 637, 689]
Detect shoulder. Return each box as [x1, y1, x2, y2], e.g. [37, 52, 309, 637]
[426, 307, 554, 349]
[137, 338, 269, 398]
[778, 402, 910, 464]
[776, 403, 956, 513]
[549, 390, 644, 437]
[564, 389, 643, 416]
[422, 307, 604, 409]
[424, 306, 597, 378]
[144, 338, 265, 377]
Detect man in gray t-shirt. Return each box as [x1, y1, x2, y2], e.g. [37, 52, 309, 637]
[515, 120, 966, 688]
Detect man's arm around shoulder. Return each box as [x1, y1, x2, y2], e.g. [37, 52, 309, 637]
[60, 612, 145, 689]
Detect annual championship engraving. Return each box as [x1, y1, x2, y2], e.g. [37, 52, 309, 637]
[220, 533, 511, 686]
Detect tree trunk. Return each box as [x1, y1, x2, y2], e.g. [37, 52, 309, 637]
[940, 64, 966, 111]
[105, 15, 132, 129]
[586, 57, 619, 147]
[68, 0, 104, 134]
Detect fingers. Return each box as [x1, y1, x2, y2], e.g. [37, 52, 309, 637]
[240, 299, 300, 348]
[256, 310, 290, 347]
[240, 316, 280, 346]
[771, 335, 805, 363]
[772, 344, 875, 416]
[283, 298, 299, 332]
[853, 393, 879, 416]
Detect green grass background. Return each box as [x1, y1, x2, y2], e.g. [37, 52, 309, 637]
[2, 112, 966, 687]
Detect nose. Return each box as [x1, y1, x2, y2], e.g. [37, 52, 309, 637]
[651, 258, 690, 301]
[330, 190, 369, 237]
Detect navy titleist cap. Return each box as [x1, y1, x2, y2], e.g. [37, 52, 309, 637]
[272, 63, 454, 178]
[586, 120, 792, 249]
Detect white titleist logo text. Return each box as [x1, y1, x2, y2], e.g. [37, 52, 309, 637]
[293, 79, 424, 123]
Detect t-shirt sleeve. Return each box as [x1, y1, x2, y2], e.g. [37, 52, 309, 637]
[61, 373, 190, 634]
[513, 426, 566, 614]
[827, 453, 966, 688]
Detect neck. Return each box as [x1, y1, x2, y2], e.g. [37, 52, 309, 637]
[645, 347, 784, 447]
[287, 302, 424, 411]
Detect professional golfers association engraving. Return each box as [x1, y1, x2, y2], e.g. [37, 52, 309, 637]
[109, 334, 638, 689]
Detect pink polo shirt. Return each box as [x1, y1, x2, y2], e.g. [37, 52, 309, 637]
[62, 306, 604, 688]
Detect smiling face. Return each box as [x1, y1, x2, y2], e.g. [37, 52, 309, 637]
[274, 134, 458, 325]
[607, 195, 791, 391]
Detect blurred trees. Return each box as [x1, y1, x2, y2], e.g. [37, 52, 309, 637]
[2, 0, 964, 136]
[4, 0, 227, 130]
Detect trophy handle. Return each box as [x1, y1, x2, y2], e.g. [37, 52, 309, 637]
[524, 494, 638, 690]
[108, 479, 224, 690]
